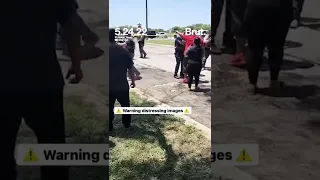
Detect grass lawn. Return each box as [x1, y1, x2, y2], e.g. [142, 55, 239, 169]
[146, 39, 174, 46]
[167, 33, 175, 38]
[17, 95, 108, 180]
[109, 92, 211, 180]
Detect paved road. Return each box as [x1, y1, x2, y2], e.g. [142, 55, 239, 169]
[212, 0, 320, 179]
[133, 44, 212, 128]
[57, 0, 212, 128]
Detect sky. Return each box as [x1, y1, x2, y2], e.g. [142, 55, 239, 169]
[109, 0, 210, 30]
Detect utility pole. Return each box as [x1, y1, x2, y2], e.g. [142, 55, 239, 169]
[146, 0, 148, 31]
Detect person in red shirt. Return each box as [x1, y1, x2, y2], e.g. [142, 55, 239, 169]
[176, 31, 204, 83]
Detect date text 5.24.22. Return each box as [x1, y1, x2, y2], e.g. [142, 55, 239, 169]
[115, 28, 147, 36]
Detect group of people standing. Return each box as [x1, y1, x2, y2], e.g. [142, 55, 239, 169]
[173, 31, 211, 91]
[210, 0, 305, 93]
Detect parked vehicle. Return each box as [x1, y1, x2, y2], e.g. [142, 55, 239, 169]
[157, 32, 168, 38]
[147, 31, 157, 39]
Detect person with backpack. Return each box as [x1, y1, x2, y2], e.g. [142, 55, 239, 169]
[185, 37, 203, 91]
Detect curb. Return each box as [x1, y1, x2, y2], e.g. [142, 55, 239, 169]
[130, 88, 258, 180]
[131, 88, 211, 140]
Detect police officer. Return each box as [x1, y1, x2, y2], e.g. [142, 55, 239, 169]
[244, 0, 292, 93]
[174, 34, 185, 78]
[137, 34, 147, 58]
[185, 37, 203, 91]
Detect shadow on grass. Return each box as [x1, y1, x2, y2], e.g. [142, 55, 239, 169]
[109, 92, 211, 180]
[17, 95, 108, 180]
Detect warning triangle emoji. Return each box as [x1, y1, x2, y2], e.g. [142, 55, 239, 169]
[116, 108, 122, 114]
[23, 148, 39, 162]
[184, 108, 189, 114]
[236, 149, 252, 162]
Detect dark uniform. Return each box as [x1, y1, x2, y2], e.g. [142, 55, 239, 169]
[1, 0, 77, 179]
[185, 38, 203, 90]
[174, 35, 185, 78]
[138, 35, 147, 58]
[109, 29, 133, 131]
[244, 0, 292, 91]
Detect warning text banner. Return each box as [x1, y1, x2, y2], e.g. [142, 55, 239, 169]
[114, 107, 192, 115]
[211, 144, 259, 166]
[15, 144, 109, 166]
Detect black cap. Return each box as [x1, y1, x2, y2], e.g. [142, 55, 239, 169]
[109, 28, 115, 42]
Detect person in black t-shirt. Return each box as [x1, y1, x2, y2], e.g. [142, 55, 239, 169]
[0, 0, 83, 180]
[185, 37, 203, 91]
[109, 29, 136, 132]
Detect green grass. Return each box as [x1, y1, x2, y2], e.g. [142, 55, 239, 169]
[17, 95, 108, 180]
[109, 92, 211, 180]
[146, 39, 174, 46]
[167, 33, 175, 38]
